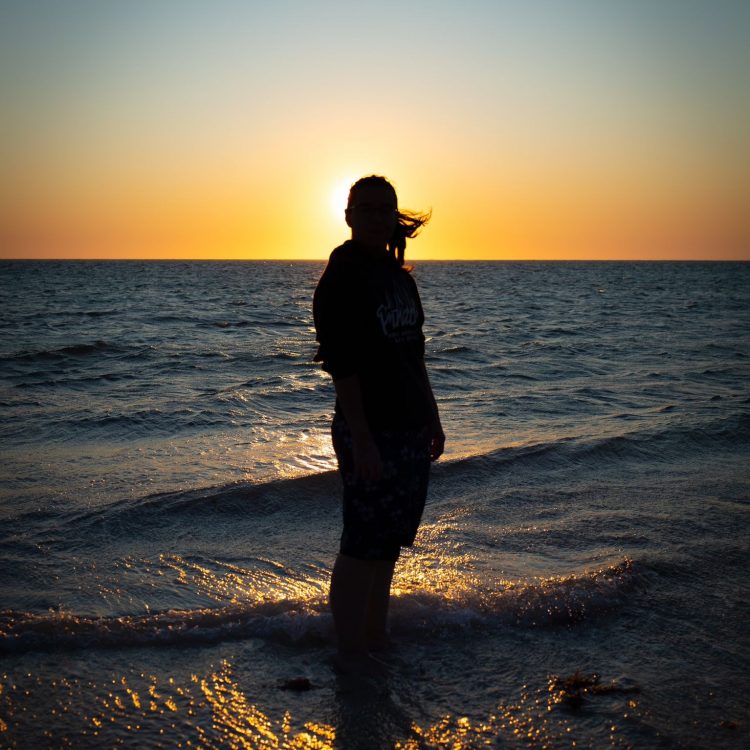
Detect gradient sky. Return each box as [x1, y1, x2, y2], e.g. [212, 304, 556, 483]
[1, 0, 748, 260]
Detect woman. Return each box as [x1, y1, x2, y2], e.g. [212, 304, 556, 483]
[313, 175, 444, 674]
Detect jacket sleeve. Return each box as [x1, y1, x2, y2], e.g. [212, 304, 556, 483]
[312, 255, 363, 380]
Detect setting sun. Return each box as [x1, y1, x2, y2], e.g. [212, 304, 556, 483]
[330, 178, 355, 221]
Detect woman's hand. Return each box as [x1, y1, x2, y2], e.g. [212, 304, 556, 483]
[429, 421, 445, 462]
[333, 375, 382, 481]
[352, 432, 383, 482]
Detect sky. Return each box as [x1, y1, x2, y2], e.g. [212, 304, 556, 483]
[1, 0, 748, 260]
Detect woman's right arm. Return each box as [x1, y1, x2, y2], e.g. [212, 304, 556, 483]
[314, 255, 382, 481]
[333, 375, 383, 481]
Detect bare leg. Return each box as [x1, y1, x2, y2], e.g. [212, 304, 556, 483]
[329, 553, 374, 655]
[329, 554, 396, 675]
[366, 560, 396, 651]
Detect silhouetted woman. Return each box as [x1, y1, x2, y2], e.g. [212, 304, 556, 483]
[313, 175, 444, 674]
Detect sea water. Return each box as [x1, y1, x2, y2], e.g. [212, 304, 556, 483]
[0, 260, 748, 749]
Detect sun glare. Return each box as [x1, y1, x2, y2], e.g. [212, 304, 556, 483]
[330, 177, 356, 219]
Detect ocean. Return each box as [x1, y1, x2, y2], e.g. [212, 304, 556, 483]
[1, 259, 748, 749]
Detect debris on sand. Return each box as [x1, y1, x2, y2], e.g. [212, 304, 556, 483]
[548, 671, 640, 712]
[278, 677, 313, 691]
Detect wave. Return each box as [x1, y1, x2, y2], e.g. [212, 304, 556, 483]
[7, 342, 160, 372]
[56, 471, 340, 535]
[12, 309, 120, 320]
[10, 340, 115, 362]
[447, 411, 750, 477]
[5, 409, 745, 536]
[437, 345, 473, 354]
[0, 406, 219, 442]
[0, 559, 636, 654]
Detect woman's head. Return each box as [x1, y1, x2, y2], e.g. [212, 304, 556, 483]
[345, 175, 430, 265]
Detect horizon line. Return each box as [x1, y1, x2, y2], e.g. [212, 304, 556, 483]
[1, 257, 747, 263]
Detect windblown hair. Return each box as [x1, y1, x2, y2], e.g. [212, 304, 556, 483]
[347, 175, 431, 266]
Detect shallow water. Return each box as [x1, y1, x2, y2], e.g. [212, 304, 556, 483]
[1, 260, 749, 748]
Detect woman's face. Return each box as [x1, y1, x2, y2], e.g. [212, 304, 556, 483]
[345, 183, 398, 249]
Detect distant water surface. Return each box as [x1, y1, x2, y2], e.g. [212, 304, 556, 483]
[1, 260, 748, 749]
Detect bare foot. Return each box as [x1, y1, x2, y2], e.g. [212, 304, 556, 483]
[366, 634, 391, 653]
[332, 651, 390, 678]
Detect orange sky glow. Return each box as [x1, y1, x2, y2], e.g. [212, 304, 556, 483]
[1, 1, 748, 261]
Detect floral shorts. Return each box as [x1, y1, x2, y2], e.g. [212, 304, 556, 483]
[332, 413, 431, 562]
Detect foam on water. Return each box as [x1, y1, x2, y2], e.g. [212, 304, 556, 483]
[0, 558, 636, 654]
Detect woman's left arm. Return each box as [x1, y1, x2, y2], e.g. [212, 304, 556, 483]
[420, 359, 445, 461]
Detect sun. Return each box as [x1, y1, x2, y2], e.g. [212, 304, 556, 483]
[330, 177, 356, 219]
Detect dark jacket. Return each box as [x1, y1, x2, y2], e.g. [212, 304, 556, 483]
[313, 240, 433, 429]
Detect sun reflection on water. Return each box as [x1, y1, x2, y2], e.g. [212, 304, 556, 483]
[396, 682, 636, 750]
[1, 660, 641, 749]
[198, 660, 335, 749]
[155, 553, 328, 607]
